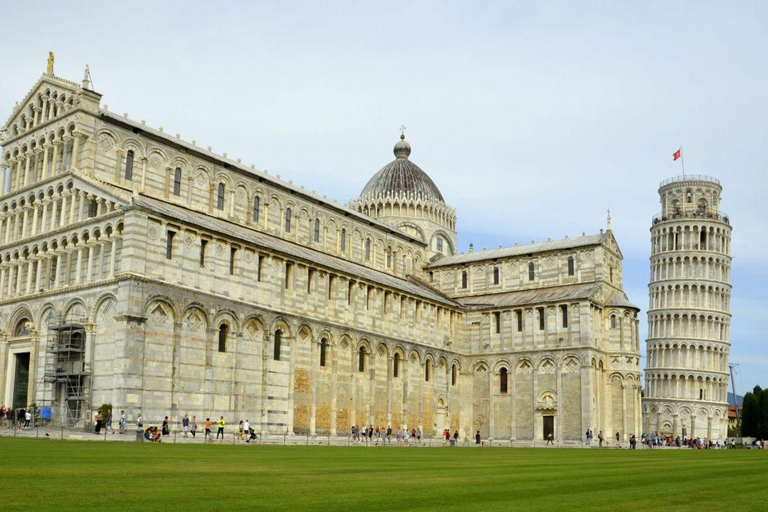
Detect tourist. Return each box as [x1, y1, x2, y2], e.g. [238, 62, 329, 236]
[24, 409, 32, 428]
[598, 430, 604, 447]
[411, 428, 416, 443]
[181, 414, 190, 437]
[162, 416, 170, 436]
[106, 409, 114, 434]
[615, 430, 620, 446]
[18, 407, 26, 430]
[94, 410, 103, 434]
[386, 426, 392, 443]
[585, 429, 590, 445]
[190, 416, 197, 438]
[136, 413, 143, 433]
[475, 430, 481, 446]
[452, 430, 459, 446]
[204, 418, 212, 441]
[629, 434, 636, 449]
[589, 429, 594, 445]
[152, 426, 161, 443]
[119, 411, 126, 434]
[546, 432, 554, 445]
[238, 420, 244, 440]
[416, 428, 422, 444]
[368, 425, 374, 443]
[244, 419, 250, 442]
[403, 428, 410, 446]
[396, 428, 402, 445]
[216, 416, 225, 439]
[143, 427, 152, 441]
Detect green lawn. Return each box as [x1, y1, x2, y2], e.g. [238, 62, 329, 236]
[4, 438, 767, 511]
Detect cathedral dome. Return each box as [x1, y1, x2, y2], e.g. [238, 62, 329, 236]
[359, 136, 445, 202]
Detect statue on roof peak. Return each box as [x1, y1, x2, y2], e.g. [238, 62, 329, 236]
[47, 51, 54, 75]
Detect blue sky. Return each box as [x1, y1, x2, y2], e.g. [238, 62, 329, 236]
[1, 1, 765, 395]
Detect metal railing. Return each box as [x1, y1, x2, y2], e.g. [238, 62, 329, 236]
[659, 175, 720, 187]
[652, 210, 730, 225]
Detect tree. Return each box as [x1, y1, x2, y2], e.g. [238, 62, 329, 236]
[741, 386, 761, 437]
[759, 388, 768, 440]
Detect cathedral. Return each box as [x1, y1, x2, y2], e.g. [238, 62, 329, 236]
[0, 63, 642, 443]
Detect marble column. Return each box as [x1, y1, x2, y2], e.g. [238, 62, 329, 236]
[49, 141, 60, 178]
[109, 237, 119, 276]
[75, 245, 84, 284]
[70, 132, 83, 170]
[31, 203, 40, 236]
[40, 200, 49, 235]
[23, 151, 32, 187]
[41, 143, 50, 179]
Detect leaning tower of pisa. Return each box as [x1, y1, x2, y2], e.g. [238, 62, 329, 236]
[643, 175, 732, 440]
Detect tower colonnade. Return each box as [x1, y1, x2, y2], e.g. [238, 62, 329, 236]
[643, 175, 731, 440]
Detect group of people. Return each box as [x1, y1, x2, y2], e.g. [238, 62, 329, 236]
[584, 429, 626, 447]
[349, 425, 425, 445]
[1, 406, 32, 429]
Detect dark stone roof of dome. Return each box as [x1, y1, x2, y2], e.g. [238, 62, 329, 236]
[359, 137, 445, 202]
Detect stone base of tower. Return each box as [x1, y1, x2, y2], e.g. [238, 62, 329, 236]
[643, 398, 728, 441]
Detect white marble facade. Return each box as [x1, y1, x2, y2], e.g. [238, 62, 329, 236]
[0, 68, 641, 442]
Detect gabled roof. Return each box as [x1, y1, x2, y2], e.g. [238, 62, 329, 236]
[454, 282, 639, 310]
[2, 74, 82, 135]
[131, 194, 461, 308]
[427, 233, 611, 268]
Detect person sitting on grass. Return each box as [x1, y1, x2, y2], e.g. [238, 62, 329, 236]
[144, 428, 152, 441]
[152, 427, 162, 443]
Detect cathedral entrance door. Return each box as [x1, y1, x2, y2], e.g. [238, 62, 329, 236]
[12, 352, 30, 408]
[543, 415, 554, 441]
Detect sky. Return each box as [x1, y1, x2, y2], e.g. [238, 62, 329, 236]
[1, 1, 765, 395]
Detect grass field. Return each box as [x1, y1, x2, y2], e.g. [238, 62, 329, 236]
[3, 438, 767, 511]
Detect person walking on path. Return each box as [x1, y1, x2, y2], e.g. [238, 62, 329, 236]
[106, 409, 114, 434]
[216, 416, 225, 439]
[416, 428, 422, 444]
[162, 416, 170, 436]
[546, 432, 554, 445]
[135, 413, 143, 433]
[615, 431, 621, 447]
[598, 431, 604, 447]
[475, 430, 481, 446]
[452, 430, 459, 447]
[119, 411, 126, 434]
[204, 418, 212, 441]
[244, 419, 250, 442]
[190, 416, 197, 438]
[238, 421, 244, 440]
[181, 414, 190, 437]
[24, 410, 32, 428]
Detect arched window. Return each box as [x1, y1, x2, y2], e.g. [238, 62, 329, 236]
[273, 330, 282, 361]
[87, 199, 97, 218]
[285, 208, 291, 233]
[218, 324, 228, 353]
[493, 267, 500, 285]
[173, 168, 182, 196]
[386, 247, 392, 268]
[700, 230, 707, 248]
[365, 238, 371, 261]
[461, 271, 468, 289]
[314, 219, 320, 242]
[125, 150, 134, 180]
[216, 183, 225, 210]
[568, 256, 574, 276]
[393, 353, 400, 378]
[425, 361, 431, 382]
[529, 262, 535, 281]
[437, 237, 444, 253]
[686, 190, 692, 203]
[252, 196, 260, 222]
[14, 319, 30, 337]
[610, 315, 617, 329]
[319, 338, 327, 367]
[610, 267, 614, 283]
[500, 367, 508, 393]
[451, 364, 457, 386]
[358, 347, 365, 372]
[340, 229, 346, 252]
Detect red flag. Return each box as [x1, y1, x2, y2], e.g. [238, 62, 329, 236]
[673, 149, 681, 161]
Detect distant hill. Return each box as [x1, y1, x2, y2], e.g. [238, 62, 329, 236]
[727, 392, 743, 405]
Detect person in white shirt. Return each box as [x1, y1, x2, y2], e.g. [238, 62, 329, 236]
[243, 420, 250, 442]
[24, 411, 32, 428]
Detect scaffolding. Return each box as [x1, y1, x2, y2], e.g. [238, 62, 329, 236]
[40, 314, 92, 427]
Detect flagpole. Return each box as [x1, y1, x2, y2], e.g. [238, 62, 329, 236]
[680, 146, 685, 177]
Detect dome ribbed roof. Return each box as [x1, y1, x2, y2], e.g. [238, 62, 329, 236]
[359, 137, 445, 202]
